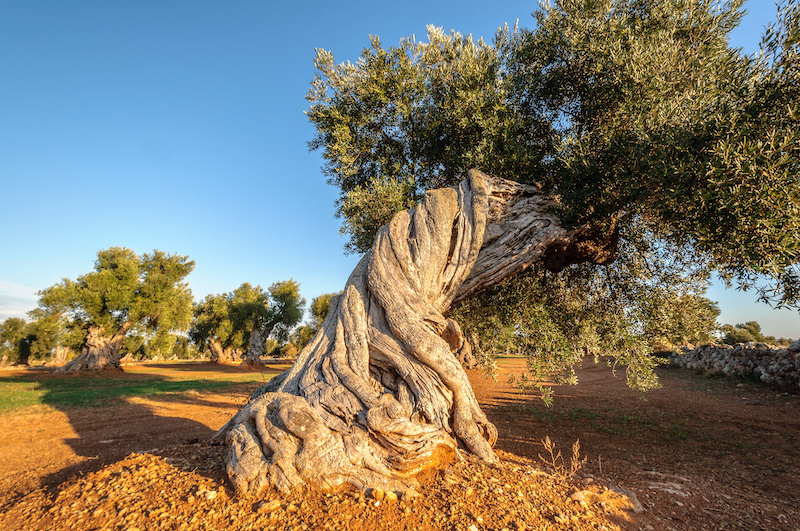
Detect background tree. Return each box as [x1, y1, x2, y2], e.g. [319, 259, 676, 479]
[310, 292, 338, 328]
[289, 325, 317, 353]
[22, 313, 67, 365]
[35, 247, 195, 372]
[0, 317, 28, 365]
[721, 321, 768, 345]
[307, 0, 799, 391]
[288, 291, 340, 352]
[191, 281, 306, 364]
[191, 284, 269, 364]
[242, 280, 306, 364]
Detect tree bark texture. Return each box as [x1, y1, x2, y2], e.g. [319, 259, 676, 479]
[56, 323, 131, 373]
[44, 346, 71, 367]
[209, 339, 239, 364]
[214, 170, 616, 497]
[242, 329, 266, 365]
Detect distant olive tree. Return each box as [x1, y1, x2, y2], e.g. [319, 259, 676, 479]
[35, 247, 195, 372]
[190, 281, 305, 364]
[721, 321, 768, 345]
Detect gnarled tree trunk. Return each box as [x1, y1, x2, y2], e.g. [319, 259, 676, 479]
[213, 171, 617, 497]
[44, 346, 71, 367]
[208, 339, 239, 364]
[56, 323, 131, 373]
[241, 329, 266, 365]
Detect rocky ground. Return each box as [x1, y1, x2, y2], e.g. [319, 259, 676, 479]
[1, 358, 798, 530]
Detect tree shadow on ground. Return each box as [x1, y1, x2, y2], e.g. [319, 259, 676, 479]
[135, 361, 293, 374]
[0, 363, 286, 505]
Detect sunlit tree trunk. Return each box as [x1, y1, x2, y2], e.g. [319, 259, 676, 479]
[45, 346, 71, 367]
[56, 323, 132, 373]
[241, 329, 265, 365]
[208, 339, 238, 364]
[213, 171, 617, 497]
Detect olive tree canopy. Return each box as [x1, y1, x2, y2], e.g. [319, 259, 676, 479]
[36, 247, 195, 372]
[217, 0, 799, 499]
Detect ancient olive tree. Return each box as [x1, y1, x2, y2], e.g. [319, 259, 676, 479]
[305, 0, 799, 388]
[190, 281, 305, 364]
[35, 247, 195, 372]
[214, 171, 617, 495]
[215, 0, 799, 497]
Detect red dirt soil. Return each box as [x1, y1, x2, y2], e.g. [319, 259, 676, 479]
[1, 357, 798, 530]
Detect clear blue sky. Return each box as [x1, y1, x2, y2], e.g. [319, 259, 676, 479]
[1, 0, 797, 339]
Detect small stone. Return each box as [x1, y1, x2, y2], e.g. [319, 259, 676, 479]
[204, 490, 217, 501]
[371, 488, 385, 501]
[465, 487, 475, 497]
[401, 489, 419, 502]
[468, 525, 479, 531]
[258, 500, 281, 513]
[569, 490, 591, 502]
[554, 514, 568, 524]
[385, 491, 398, 502]
[609, 486, 644, 513]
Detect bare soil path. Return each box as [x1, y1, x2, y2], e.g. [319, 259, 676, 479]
[1, 358, 798, 530]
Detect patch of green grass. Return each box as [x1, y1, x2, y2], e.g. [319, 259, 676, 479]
[0, 364, 285, 413]
[571, 408, 599, 421]
[664, 422, 691, 441]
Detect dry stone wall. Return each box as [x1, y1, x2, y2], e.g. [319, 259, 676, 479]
[669, 340, 800, 386]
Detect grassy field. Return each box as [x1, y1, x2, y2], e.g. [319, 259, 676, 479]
[0, 362, 289, 412]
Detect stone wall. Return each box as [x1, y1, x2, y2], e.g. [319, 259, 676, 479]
[669, 340, 800, 387]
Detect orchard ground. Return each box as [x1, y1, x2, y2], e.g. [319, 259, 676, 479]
[0, 357, 798, 531]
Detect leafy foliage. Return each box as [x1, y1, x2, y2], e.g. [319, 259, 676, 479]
[307, 0, 799, 397]
[307, 26, 547, 253]
[721, 321, 766, 344]
[190, 280, 306, 359]
[289, 292, 340, 353]
[310, 292, 339, 328]
[265, 280, 307, 344]
[510, 0, 800, 307]
[34, 247, 195, 355]
[0, 317, 28, 364]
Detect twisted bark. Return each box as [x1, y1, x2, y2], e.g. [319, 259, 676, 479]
[241, 329, 266, 365]
[214, 170, 617, 497]
[55, 323, 131, 373]
[208, 339, 239, 364]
